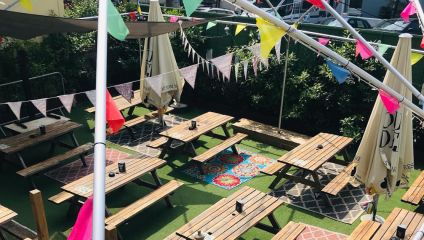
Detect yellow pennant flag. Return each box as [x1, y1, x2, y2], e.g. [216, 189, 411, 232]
[19, 0, 33, 12]
[411, 53, 423, 65]
[292, 23, 298, 28]
[257, 18, 286, 59]
[137, 6, 142, 14]
[235, 25, 247, 35]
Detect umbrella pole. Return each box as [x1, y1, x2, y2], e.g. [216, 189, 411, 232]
[372, 194, 379, 221]
[278, 37, 290, 133]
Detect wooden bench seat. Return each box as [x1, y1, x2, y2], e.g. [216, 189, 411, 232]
[48, 191, 75, 205]
[1, 220, 37, 240]
[261, 161, 287, 176]
[192, 133, 248, 163]
[16, 143, 93, 178]
[147, 137, 169, 149]
[402, 170, 424, 205]
[322, 162, 354, 196]
[104, 180, 183, 227]
[271, 221, 305, 240]
[347, 219, 381, 240]
[232, 118, 310, 150]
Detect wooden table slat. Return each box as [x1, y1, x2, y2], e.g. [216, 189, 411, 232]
[0, 206, 17, 225]
[277, 133, 330, 164]
[304, 136, 351, 171]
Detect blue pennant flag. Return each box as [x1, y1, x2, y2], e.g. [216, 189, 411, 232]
[326, 59, 351, 84]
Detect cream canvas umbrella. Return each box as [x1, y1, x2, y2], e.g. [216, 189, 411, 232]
[139, 0, 184, 123]
[350, 33, 414, 220]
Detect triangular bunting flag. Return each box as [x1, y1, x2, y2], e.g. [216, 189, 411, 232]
[235, 63, 240, 82]
[257, 18, 286, 59]
[259, 60, 263, 71]
[242, 60, 248, 79]
[188, 46, 192, 57]
[197, 54, 200, 64]
[179, 65, 198, 89]
[356, 39, 373, 59]
[31, 99, 47, 117]
[107, 0, 129, 41]
[252, 57, 258, 76]
[182, 0, 202, 17]
[211, 64, 215, 78]
[202, 58, 205, 70]
[306, 0, 326, 9]
[401, 2, 417, 23]
[379, 90, 400, 114]
[326, 59, 351, 84]
[170, 16, 178, 22]
[68, 195, 93, 240]
[275, 39, 281, 63]
[318, 38, 330, 53]
[378, 44, 390, 55]
[184, 39, 188, 50]
[264, 58, 269, 69]
[137, 6, 142, 14]
[146, 74, 163, 96]
[207, 21, 217, 30]
[58, 94, 75, 113]
[86, 90, 96, 106]
[128, 11, 136, 21]
[210, 53, 233, 79]
[106, 90, 125, 134]
[235, 25, 247, 35]
[7, 102, 22, 120]
[248, 44, 261, 59]
[114, 82, 132, 103]
[206, 61, 210, 74]
[19, 0, 33, 12]
[192, 50, 195, 62]
[421, 36, 424, 50]
[411, 53, 423, 65]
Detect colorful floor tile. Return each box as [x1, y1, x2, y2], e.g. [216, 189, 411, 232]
[298, 223, 348, 240]
[182, 147, 276, 190]
[44, 148, 130, 184]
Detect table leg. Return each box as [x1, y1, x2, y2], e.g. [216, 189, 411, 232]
[342, 149, 351, 162]
[49, 142, 56, 154]
[127, 106, 136, 116]
[0, 227, 8, 240]
[69, 132, 87, 167]
[268, 164, 291, 189]
[105, 205, 124, 240]
[254, 212, 281, 234]
[124, 126, 136, 141]
[310, 171, 332, 207]
[159, 138, 173, 159]
[151, 170, 173, 207]
[221, 124, 238, 154]
[0, 153, 5, 173]
[66, 195, 81, 218]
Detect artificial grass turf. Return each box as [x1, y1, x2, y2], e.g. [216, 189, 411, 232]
[0, 101, 422, 240]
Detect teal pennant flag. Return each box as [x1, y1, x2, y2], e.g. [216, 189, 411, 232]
[206, 21, 217, 30]
[183, 0, 203, 17]
[378, 44, 390, 55]
[107, 0, 129, 41]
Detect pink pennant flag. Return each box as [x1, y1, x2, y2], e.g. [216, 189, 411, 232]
[379, 90, 400, 114]
[318, 38, 330, 53]
[356, 39, 373, 59]
[67, 195, 93, 240]
[210, 53, 233, 79]
[184, 39, 188, 50]
[146, 74, 163, 96]
[58, 94, 75, 113]
[179, 65, 198, 88]
[170, 16, 178, 22]
[252, 57, 258, 76]
[7, 102, 22, 120]
[31, 99, 47, 117]
[114, 82, 132, 103]
[401, 2, 417, 23]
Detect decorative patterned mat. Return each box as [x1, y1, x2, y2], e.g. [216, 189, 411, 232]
[270, 163, 372, 224]
[183, 147, 276, 190]
[44, 148, 130, 184]
[106, 115, 186, 157]
[298, 223, 348, 240]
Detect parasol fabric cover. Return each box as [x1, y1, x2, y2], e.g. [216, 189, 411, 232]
[349, 34, 414, 201]
[139, 0, 184, 109]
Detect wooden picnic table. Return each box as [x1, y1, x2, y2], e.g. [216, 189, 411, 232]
[269, 133, 353, 207]
[85, 89, 142, 115]
[0, 205, 18, 239]
[158, 112, 234, 173]
[3, 114, 69, 135]
[166, 186, 283, 240]
[61, 153, 167, 216]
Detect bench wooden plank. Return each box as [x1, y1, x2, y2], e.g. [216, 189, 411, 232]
[105, 180, 183, 227]
[271, 221, 305, 240]
[322, 162, 354, 196]
[1, 220, 37, 240]
[124, 107, 174, 128]
[16, 143, 93, 178]
[0, 206, 17, 225]
[347, 220, 380, 240]
[192, 133, 247, 163]
[232, 118, 310, 150]
[402, 170, 424, 205]
[260, 161, 287, 176]
[147, 137, 169, 149]
[48, 192, 75, 205]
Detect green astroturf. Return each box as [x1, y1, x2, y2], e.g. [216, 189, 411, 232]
[0, 102, 422, 240]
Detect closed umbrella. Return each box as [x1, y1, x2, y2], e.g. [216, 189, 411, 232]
[139, 0, 184, 124]
[349, 33, 414, 221]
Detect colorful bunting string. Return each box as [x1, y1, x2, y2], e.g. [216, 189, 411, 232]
[252, 57, 258, 76]
[210, 53, 234, 80]
[356, 39, 373, 59]
[31, 99, 47, 117]
[107, 0, 129, 41]
[242, 60, 248, 80]
[378, 44, 390, 55]
[146, 74, 163, 96]
[58, 94, 75, 113]
[401, 2, 417, 23]
[86, 90, 96, 106]
[170, 16, 178, 22]
[19, 0, 33, 13]
[326, 59, 351, 84]
[182, 0, 202, 17]
[114, 83, 132, 103]
[7, 102, 22, 120]
[179, 65, 198, 88]
[257, 18, 286, 59]
[307, 0, 326, 10]
[235, 63, 240, 81]
[206, 21, 217, 30]
[275, 39, 281, 63]
[411, 53, 423, 65]
[235, 25, 247, 35]
[379, 90, 400, 114]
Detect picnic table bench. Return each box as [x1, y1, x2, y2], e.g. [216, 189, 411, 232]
[347, 219, 381, 240]
[264, 133, 353, 207]
[271, 221, 305, 240]
[3, 114, 69, 135]
[0, 205, 37, 240]
[0, 120, 87, 189]
[165, 186, 283, 240]
[402, 170, 424, 205]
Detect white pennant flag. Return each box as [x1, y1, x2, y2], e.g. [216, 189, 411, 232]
[31, 99, 47, 117]
[217, 70, 220, 81]
[248, 44, 261, 58]
[188, 46, 192, 57]
[259, 61, 263, 71]
[179, 65, 198, 89]
[235, 63, 240, 82]
[197, 54, 200, 64]
[264, 58, 269, 69]
[210, 53, 233, 80]
[58, 94, 75, 113]
[7, 102, 22, 120]
[275, 39, 281, 63]
[242, 60, 248, 80]
[192, 50, 195, 62]
[146, 74, 163, 96]
[211, 64, 215, 78]
[201, 58, 205, 71]
[184, 39, 188, 50]
[206, 61, 210, 74]
[86, 90, 96, 106]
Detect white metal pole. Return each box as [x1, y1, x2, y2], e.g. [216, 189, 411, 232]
[3, 0, 20, 10]
[278, 37, 290, 131]
[224, 0, 424, 118]
[320, 0, 424, 104]
[92, 0, 108, 238]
